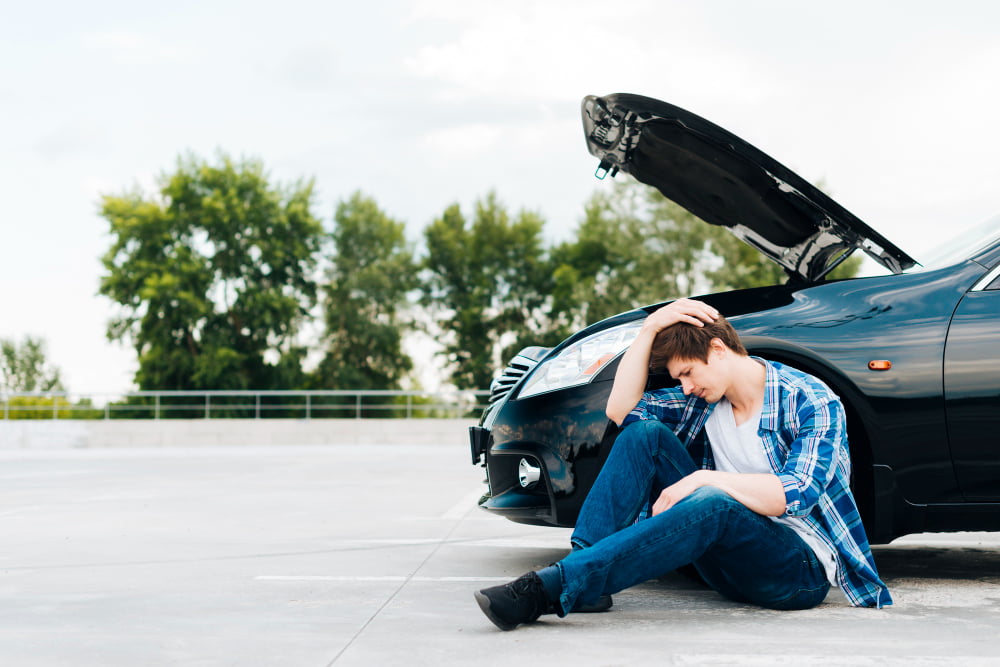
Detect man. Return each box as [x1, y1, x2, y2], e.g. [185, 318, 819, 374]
[475, 298, 892, 631]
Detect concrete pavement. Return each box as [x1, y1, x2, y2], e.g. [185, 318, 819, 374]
[2, 435, 999, 665]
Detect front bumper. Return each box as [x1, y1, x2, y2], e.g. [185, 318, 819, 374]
[467, 381, 620, 527]
[469, 425, 489, 465]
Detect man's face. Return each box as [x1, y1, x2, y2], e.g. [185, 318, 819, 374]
[667, 352, 728, 404]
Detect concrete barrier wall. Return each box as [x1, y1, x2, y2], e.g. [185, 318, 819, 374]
[0, 419, 478, 449]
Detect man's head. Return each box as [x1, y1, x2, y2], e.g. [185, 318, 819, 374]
[648, 315, 748, 402]
[648, 315, 747, 369]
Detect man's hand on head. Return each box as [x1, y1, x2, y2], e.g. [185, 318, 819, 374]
[644, 299, 719, 334]
[606, 298, 721, 426]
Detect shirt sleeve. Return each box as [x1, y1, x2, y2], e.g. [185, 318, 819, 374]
[775, 387, 845, 518]
[621, 388, 688, 428]
[621, 394, 655, 427]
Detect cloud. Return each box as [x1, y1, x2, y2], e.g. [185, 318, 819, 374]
[419, 122, 503, 159]
[33, 121, 108, 160]
[80, 31, 192, 65]
[270, 46, 341, 90]
[401, 0, 776, 120]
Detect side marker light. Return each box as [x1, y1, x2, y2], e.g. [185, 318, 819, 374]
[868, 360, 892, 371]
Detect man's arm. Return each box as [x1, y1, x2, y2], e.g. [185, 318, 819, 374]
[775, 390, 844, 517]
[652, 470, 786, 517]
[606, 298, 720, 425]
[654, 378, 845, 519]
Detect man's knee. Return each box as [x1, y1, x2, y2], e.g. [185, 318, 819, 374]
[624, 420, 692, 463]
[621, 419, 670, 438]
[619, 419, 676, 450]
[685, 486, 740, 511]
[613, 420, 660, 457]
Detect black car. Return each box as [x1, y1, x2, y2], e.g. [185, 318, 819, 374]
[469, 93, 1000, 545]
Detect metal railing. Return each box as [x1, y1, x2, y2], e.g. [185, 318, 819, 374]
[0, 390, 491, 421]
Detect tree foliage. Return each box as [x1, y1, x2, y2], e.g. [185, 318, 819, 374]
[419, 180, 865, 390]
[99, 153, 324, 390]
[421, 192, 554, 390]
[313, 192, 417, 390]
[551, 180, 710, 330]
[95, 153, 866, 395]
[0, 336, 64, 393]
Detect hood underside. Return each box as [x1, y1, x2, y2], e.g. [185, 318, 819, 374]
[581, 93, 917, 282]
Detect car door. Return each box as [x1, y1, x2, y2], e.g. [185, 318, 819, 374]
[944, 263, 1000, 501]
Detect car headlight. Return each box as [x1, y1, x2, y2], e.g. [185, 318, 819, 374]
[517, 319, 644, 399]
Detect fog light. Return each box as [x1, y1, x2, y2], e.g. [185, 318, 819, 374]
[518, 458, 541, 489]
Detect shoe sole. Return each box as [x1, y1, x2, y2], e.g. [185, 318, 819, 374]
[474, 591, 517, 631]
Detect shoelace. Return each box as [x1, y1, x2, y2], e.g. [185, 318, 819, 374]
[508, 575, 542, 599]
[506, 575, 547, 620]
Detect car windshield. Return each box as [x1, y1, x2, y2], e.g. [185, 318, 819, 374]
[908, 215, 1000, 272]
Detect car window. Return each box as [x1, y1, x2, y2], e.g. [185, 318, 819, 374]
[910, 216, 1000, 272]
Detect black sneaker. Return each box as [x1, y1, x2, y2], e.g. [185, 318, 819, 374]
[474, 572, 552, 631]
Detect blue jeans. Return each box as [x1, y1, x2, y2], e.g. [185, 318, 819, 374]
[559, 420, 830, 613]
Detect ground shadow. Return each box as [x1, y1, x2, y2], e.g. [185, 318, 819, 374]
[496, 542, 1000, 585]
[872, 544, 1000, 581]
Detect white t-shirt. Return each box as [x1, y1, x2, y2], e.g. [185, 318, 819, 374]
[704, 397, 839, 586]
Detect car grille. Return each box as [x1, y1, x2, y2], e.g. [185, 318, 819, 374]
[489, 346, 549, 404]
[489, 358, 534, 404]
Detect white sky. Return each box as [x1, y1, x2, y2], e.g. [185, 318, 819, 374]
[2, 0, 999, 395]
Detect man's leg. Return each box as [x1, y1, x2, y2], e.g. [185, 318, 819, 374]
[689, 521, 831, 611]
[571, 420, 697, 550]
[558, 486, 830, 614]
[477, 420, 697, 630]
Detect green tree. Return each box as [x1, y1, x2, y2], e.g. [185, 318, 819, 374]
[99, 153, 323, 390]
[421, 192, 554, 390]
[550, 180, 709, 329]
[0, 336, 64, 393]
[699, 224, 786, 291]
[313, 192, 417, 390]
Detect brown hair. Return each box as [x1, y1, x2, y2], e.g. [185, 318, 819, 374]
[648, 314, 747, 370]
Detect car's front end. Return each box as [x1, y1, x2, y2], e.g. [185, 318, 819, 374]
[471, 312, 645, 526]
[469, 93, 1000, 544]
[470, 261, 985, 539]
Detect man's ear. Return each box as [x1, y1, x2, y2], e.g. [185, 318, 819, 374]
[709, 337, 728, 358]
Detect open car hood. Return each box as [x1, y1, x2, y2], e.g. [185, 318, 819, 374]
[581, 93, 917, 282]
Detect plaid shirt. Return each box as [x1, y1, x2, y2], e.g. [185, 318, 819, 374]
[622, 358, 892, 608]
